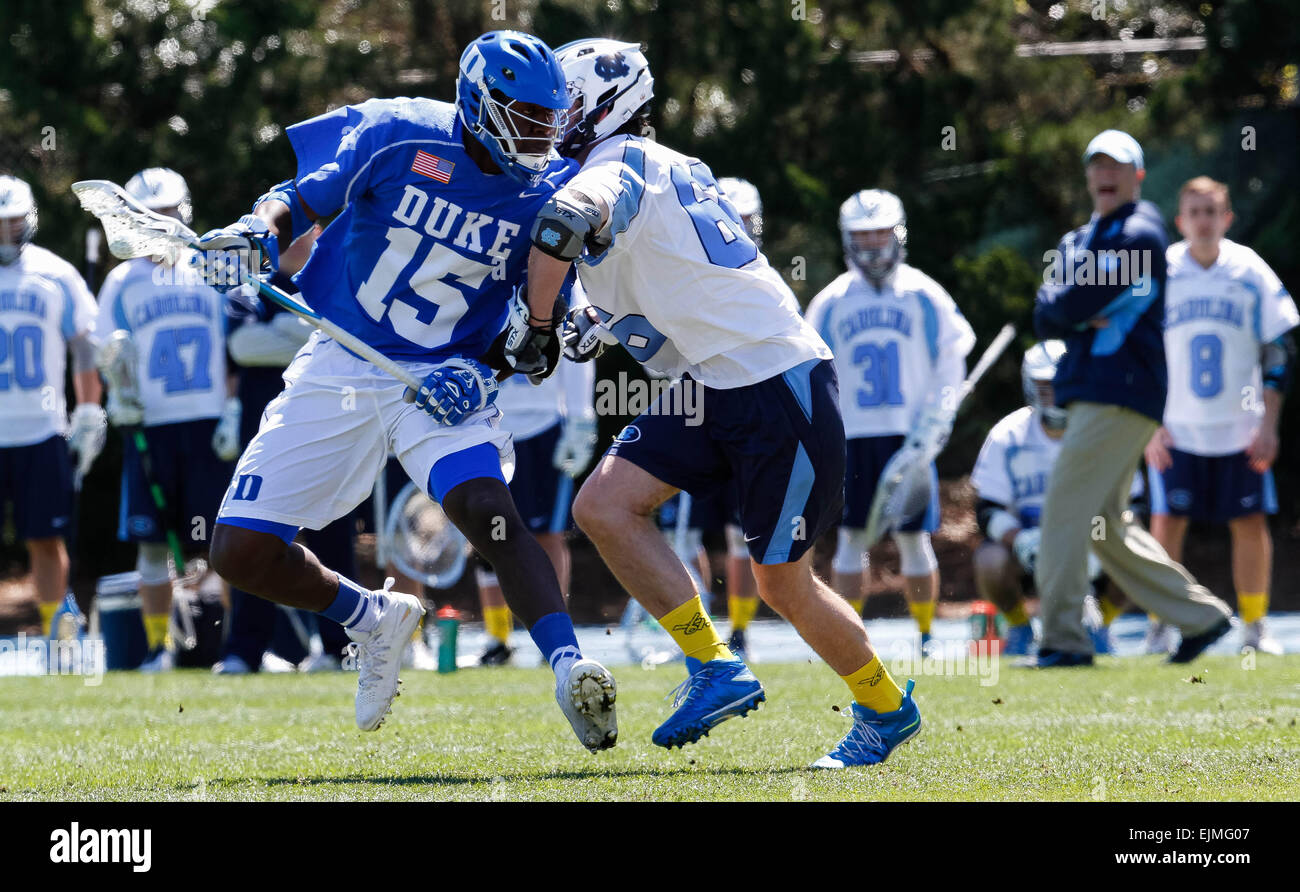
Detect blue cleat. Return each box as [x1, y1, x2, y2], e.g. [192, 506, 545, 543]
[812, 679, 921, 769]
[652, 659, 765, 749]
[1003, 622, 1035, 657]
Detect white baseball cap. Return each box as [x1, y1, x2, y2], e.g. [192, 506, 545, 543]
[1083, 129, 1144, 170]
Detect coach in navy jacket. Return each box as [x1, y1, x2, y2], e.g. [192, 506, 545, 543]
[1030, 130, 1232, 666]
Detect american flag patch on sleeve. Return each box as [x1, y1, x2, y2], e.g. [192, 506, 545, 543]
[412, 151, 454, 183]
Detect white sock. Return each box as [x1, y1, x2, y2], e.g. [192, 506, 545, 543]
[549, 645, 582, 682]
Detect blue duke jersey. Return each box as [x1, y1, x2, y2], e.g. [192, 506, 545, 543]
[972, 406, 1142, 528]
[289, 97, 577, 362]
[1162, 239, 1299, 456]
[804, 264, 975, 438]
[563, 135, 829, 387]
[96, 256, 229, 425]
[0, 245, 97, 446]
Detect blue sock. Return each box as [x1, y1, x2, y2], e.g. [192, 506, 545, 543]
[319, 575, 380, 634]
[529, 612, 582, 679]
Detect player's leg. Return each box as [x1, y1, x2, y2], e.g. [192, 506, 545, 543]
[724, 522, 759, 660]
[831, 528, 868, 616]
[1144, 458, 1189, 653]
[13, 435, 76, 634]
[1228, 449, 1280, 651]
[893, 464, 942, 650]
[973, 540, 1034, 654]
[834, 437, 876, 615]
[26, 538, 69, 633]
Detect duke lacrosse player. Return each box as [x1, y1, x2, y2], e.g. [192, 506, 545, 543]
[0, 175, 104, 634]
[1144, 177, 1297, 655]
[1033, 130, 1232, 666]
[95, 168, 234, 671]
[971, 341, 1135, 656]
[804, 190, 975, 653]
[193, 31, 618, 750]
[509, 39, 921, 768]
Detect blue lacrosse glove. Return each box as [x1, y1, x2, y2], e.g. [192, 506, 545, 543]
[407, 358, 499, 426]
[191, 214, 279, 293]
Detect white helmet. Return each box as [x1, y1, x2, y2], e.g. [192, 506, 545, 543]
[839, 189, 907, 283]
[0, 175, 38, 265]
[1022, 340, 1068, 431]
[718, 177, 763, 246]
[554, 38, 654, 155]
[125, 167, 192, 225]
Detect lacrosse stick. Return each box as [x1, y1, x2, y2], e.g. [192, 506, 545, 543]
[70, 180, 424, 395]
[863, 323, 1016, 548]
[384, 481, 470, 589]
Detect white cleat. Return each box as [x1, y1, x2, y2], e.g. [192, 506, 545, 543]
[557, 659, 618, 753]
[1143, 620, 1176, 655]
[1242, 619, 1284, 655]
[260, 652, 298, 674]
[212, 654, 252, 675]
[349, 582, 426, 731]
[139, 648, 175, 673]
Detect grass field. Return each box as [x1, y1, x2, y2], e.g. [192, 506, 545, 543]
[2, 655, 1297, 801]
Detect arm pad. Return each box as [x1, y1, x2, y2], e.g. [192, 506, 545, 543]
[976, 498, 1019, 541]
[530, 189, 607, 261]
[1261, 332, 1295, 394]
[254, 180, 314, 244]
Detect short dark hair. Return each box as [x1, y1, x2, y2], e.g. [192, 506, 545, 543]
[612, 102, 653, 137]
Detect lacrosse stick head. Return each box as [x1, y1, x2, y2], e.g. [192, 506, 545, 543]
[385, 482, 469, 589]
[97, 329, 141, 395]
[863, 445, 934, 549]
[71, 180, 198, 264]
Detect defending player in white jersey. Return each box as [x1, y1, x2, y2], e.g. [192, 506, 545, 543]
[475, 345, 595, 665]
[509, 39, 921, 768]
[192, 31, 618, 751]
[94, 168, 237, 671]
[972, 341, 1135, 656]
[803, 190, 975, 652]
[0, 175, 105, 635]
[1144, 176, 1298, 654]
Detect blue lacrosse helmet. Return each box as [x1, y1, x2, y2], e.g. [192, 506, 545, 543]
[456, 31, 569, 186]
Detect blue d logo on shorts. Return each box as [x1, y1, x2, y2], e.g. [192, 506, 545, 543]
[232, 474, 263, 502]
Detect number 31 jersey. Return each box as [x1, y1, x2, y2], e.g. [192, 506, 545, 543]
[804, 264, 975, 439]
[566, 135, 829, 388]
[95, 256, 228, 426]
[1163, 239, 1298, 456]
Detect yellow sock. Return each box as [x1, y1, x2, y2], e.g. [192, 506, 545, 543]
[661, 595, 733, 664]
[143, 613, 170, 651]
[1148, 612, 1161, 624]
[483, 605, 512, 644]
[1098, 595, 1124, 627]
[39, 601, 59, 635]
[1237, 592, 1268, 625]
[846, 597, 865, 616]
[1004, 602, 1030, 628]
[843, 654, 904, 713]
[909, 600, 935, 635]
[728, 595, 758, 632]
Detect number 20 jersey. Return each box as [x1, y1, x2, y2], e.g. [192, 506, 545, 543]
[566, 135, 829, 388]
[1163, 239, 1298, 456]
[804, 264, 975, 439]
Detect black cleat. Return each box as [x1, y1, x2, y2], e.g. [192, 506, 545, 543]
[1033, 648, 1094, 668]
[727, 627, 748, 662]
[1168, 617, 1232, 664]
[479, 641, 514, 667]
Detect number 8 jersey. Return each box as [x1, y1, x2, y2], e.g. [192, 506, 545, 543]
[95, 255, 228, 425]
[1163, 239, 1298, 456]
[804, 263, 975, 438]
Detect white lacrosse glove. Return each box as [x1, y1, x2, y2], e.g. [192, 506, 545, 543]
[211, 397, 242, 461]
[559, 306, 619, 363]
[67, 403, 107, 476]
[192, 214, 279, 293]
[905, 405, 954, 458]
[105, 388, 144, 427]
[553, 416, 597, 478]
[1012, 527, 1042, 575]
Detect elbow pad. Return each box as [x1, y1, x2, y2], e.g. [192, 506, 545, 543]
[253, 180, 313, 243]
[1261, 333, 1295, 394]
[530, 189, 606, 261]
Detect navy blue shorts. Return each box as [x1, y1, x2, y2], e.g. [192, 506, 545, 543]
[658, 484, 737, 533]
[0, 435, 73, 540]
[608, 358, 845, 565]
[118, 419, 235, 549]
[510, 422, 572, 534]
[842, 435, 939, 532]
[1148, 448, 1276, 523]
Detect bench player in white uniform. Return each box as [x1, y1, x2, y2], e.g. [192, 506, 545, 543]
[194, 31, 618, 751]
[95, 168, 238, 672]
[0, 176, 104, 635]
[1144, 176, 1298, 655]
[509, 39, 921, 768]
[804, 190, 975, 653]
[972, 341, 1136, 656]
[475, 349, 595, 665]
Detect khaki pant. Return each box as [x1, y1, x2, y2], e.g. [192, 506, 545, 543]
[1036, 402, 1231, 655]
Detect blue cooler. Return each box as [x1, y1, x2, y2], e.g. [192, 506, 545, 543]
[95, 572, 148, 670]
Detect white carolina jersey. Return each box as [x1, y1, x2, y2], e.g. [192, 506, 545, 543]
[805, 264, 975, 438]
[1163, 239, 1298, 456]
[95, 256, 229, 426]
[972, 406, 1143, 528]
[567, 135, 829, 388]
[0, 245, 97, 447]
[494, 359, 595, 440]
